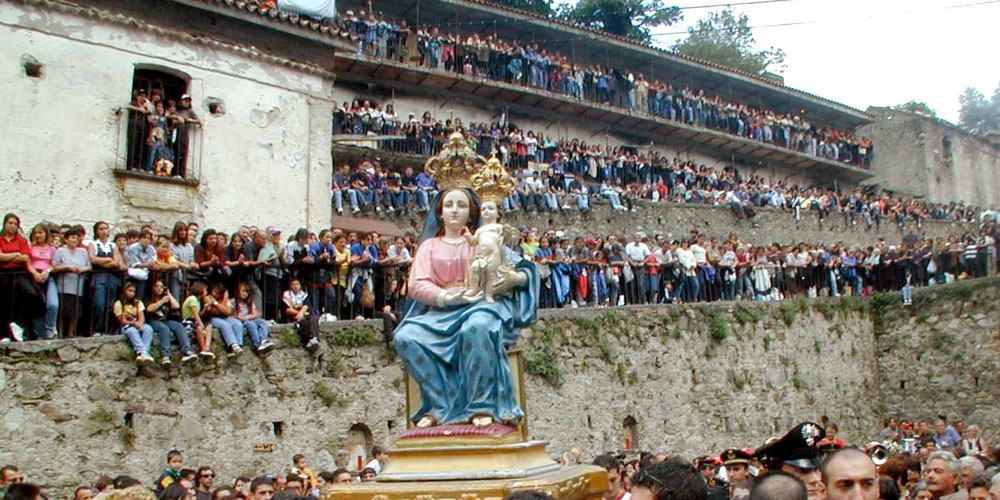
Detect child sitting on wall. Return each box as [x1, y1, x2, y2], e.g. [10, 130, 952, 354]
[181, 281, 213, 361]
[113, 280, 155, 365]
[282, 278, 320, 351]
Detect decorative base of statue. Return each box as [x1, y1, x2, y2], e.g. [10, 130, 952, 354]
[324, 134, 608, 500]
[325, 352, 608, 500]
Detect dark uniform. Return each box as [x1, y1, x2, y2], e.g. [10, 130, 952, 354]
[755, 422, 826, 499]
[720, 448, 755, 500]
[695, 455, 728, 500]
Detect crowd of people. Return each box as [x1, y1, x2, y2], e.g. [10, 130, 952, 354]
[570, 417, 1000, 500]
[329, 9, 875, 168]
[123, 88, 201, 177]
[2, 417, 998, 500]
[1, 207, 997, 354]
[523, 227, 998, 308]
[0, 213, 415, 364]
[331, 113, 988, 226]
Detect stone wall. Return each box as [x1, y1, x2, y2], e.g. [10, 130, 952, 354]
[1, 0, 333, 233]
[387, 202, 976, 249]
[876, 277, 1000, 427]
[860, 108, 1000, 208]
[6, 279, 998, 497]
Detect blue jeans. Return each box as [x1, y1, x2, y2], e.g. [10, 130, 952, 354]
[92, 272, 120, 334]
[416, 190, 431, 210]
[389, 190, 409, 210]
[150, 319, 191, 357]
[309, 285, 338, 316]
[32, 276, 59, 339]
[603, 191, 623, 209]
[123, 324, 154, 354]
[575, 194, 590, 210]
[242, 318, 270, 348]
[210, 316, 244, 347]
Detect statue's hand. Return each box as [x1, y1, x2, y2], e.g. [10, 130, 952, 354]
[441, 288, 483, 306]
[492, 269, 527, 296]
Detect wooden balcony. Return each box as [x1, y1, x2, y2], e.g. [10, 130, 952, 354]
[333, 52, 875, 185]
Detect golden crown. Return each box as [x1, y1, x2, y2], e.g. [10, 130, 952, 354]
[471, 152, 516, 204]
[423, 131, 484, 191]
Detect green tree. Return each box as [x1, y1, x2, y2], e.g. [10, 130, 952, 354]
[958, 84, 1000, 134]
[891, 100, 936, 116]
[671, 8, 785, 75]
[495, 0, 553, 16]
[557, 0, 682, 43]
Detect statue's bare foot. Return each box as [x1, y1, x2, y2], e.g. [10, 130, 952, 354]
[416, 416, 437, 428]
[471, 415, 493, 428]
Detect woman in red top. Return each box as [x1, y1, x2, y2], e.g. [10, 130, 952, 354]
[0, 213, 44, 341]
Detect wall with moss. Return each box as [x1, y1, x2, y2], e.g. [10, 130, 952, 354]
[386, 202, 976, 250]
[0, 279, 996, 497]
[875, 277, 1000, 427]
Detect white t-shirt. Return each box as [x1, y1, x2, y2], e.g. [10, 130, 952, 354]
[624, 242, 650, 262]
[690, 244, 707, 265]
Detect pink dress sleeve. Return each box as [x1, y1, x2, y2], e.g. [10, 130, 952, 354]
[407, 238, 469, 306]
[408, 239, 446, 306]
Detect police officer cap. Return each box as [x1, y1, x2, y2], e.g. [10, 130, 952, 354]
[720, 448, 752, 466]
[755, 422, 825, 470]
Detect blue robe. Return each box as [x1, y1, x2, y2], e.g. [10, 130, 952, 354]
[393, 191, 539, 425]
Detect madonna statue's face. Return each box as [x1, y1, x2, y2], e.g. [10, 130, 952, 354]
[441, 189, 472, 234]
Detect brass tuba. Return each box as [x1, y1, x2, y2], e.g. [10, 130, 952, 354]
[865, 442, 888, 466]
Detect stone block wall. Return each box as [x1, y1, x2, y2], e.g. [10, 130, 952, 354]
[876, 277, 1000, 427]
[388, 202, 976, 249]
[0, 279, 997, 497]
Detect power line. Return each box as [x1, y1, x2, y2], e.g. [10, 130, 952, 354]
[673, 0, 800, 10]
[649, 0, 1000, 37]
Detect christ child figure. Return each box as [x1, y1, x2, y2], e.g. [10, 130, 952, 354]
[462, 200, 511, 303]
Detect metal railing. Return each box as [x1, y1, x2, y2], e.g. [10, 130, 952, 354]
[2, 244, 997, 340]
[118, 107, 203, 179]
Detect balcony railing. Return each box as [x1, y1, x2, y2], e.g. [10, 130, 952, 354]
[115, 106, 203, 181]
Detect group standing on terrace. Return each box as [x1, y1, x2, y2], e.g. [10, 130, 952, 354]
[330, 8, 873, 168]
[0, 205, 996, 357]
[330, 121, 986, 227]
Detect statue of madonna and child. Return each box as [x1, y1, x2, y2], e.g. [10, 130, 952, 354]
[392, 132, 539, 431]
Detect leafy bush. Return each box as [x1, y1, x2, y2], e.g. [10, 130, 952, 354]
[708, 312, 730, 343]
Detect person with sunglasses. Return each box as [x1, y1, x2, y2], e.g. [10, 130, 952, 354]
[195, 467, 215, 500]
[0, 465, 23, 495]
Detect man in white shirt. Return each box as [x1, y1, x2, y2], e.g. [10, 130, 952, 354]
[674, 240, 698, 303]
[653, 240, 675, 303]
[624, 233, 651, 304]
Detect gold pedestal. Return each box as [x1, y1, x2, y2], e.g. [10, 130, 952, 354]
[326, 351, 608, 500]
[325, 464, 609, 500]
[381, 440, 559, 481]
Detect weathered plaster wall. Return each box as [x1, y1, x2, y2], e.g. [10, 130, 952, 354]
[0, 1, 333, 232]
[387, 202, 976, 249]
[860, 108, 1000, 208]
[1, 280, 997, 498]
